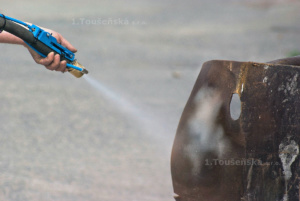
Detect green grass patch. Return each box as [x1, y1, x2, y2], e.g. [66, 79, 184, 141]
[286, 50, 300, 57]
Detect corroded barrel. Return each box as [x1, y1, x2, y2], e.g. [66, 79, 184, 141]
[171, 59, 300, 201]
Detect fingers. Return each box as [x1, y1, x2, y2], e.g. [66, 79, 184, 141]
[57, 60, 67, 72]
[39, 52, 55, 66]
[45, 54, 60, 71]
[44, 53, 68, 72]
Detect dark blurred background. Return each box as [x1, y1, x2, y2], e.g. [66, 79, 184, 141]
[1, 0, 300, 200]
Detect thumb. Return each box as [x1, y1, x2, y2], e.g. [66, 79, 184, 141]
[61, 38, 77, 53]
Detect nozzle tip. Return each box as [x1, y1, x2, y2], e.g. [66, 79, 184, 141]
[82, 69, 89, 74]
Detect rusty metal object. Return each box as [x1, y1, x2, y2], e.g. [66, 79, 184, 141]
[171, 59, 300, 201]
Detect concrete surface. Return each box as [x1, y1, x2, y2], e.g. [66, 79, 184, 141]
[1, 0, 300, 200]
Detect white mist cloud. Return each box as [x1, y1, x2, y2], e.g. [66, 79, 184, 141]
[185, 87, 228, 175]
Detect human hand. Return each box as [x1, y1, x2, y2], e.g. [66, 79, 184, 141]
[25, 28, 77, 72]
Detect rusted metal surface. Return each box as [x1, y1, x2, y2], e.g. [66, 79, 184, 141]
[171, 59, 300, 201]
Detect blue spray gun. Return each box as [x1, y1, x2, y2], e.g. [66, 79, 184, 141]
[0, 14, 88, 78]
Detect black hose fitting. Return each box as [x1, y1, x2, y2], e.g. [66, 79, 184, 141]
[0, 14, 6, 32]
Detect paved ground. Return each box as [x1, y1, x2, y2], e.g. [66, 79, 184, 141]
[1, 0, 300, 200]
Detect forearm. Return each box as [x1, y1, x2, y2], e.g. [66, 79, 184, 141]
[0, 30, 25, 45]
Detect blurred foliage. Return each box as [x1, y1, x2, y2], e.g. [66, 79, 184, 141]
[286, 50, 300, 57]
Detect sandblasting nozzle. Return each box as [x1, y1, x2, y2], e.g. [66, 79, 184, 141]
[82, 68, 89, 74]
[68, 60, 88, 78]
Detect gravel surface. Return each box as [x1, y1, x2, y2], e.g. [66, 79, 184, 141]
[1, 0, 300, 200]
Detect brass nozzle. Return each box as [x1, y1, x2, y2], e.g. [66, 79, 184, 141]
[68, 60, 88, 78]
[82, 68, 89, 74]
